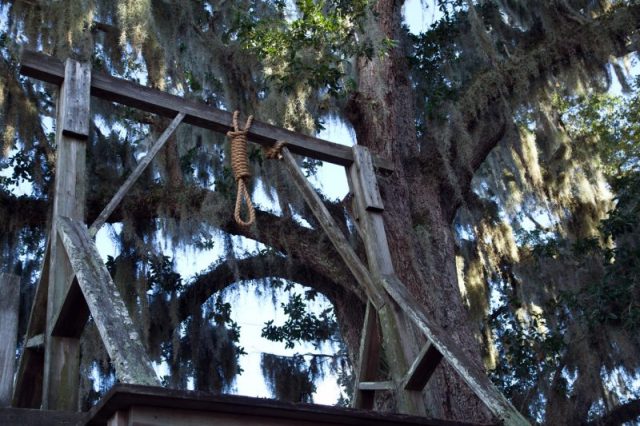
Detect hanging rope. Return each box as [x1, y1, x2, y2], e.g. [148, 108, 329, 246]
[227, 111, 255, 227]
[226, 111, 287, 226]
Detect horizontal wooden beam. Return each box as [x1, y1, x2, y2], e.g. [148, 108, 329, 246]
[56, 217, 159, 386]
[19, 50, 393, 172]
[402, 341, 442, 391]
[358, 381, 394, 391]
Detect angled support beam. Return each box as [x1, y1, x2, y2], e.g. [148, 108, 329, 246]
[89, 112, 186, 237]
[402, 342, 443, 391]
[280, 147, 386, 309]
[19, 50, 393, 172]
[381, 275, 529, 426]
[57, 217, 159, 386]
[0, 274, 20, 407]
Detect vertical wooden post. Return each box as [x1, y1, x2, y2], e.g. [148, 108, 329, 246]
[347, 146, 425, 416]
[42, 58, 91, 410]
[0, 273, 20, 407]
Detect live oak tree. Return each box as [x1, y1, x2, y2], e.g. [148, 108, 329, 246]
[1, 0, 640, 424]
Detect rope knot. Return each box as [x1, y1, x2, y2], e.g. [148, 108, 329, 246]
[264, 140, 287, 160]
[228, 111, 255, 227]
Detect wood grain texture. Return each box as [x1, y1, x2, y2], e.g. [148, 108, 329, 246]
[42, 58, 91, 410]
[352, 146, 384, 211]
[348, 146, 425, 415]
[19, 50, 393, 171]
[60, 59, 91, 139]
[57, 217, 159, 386]
[402, 342, 443, 391]
[0, 274, 20, 407]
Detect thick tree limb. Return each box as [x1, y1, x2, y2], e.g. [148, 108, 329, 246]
[422, 4, 640, 220]
[176, 252, 349, 322]
[588, 398, 640, 426]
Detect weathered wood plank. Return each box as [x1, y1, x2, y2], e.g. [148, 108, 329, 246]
[402, 342, 443, 391]
[19, 50, 394, 171]
[89, 112, 185, 237]
[352, 302, 381, 409]
[381, 275, 530, 426]
[0, 274, 20, 407]
[57, 217, 159, 386]
[358, 381, 395, 391]
[12, 242, 49, 408]
[348, 146, 425, 416]
[43, 58, 91, 410]
[348, 146, 394, 279]
[60, 59, 91, 139]
[280, 148, 385, 308]
[25, 334, 44, 350]
[352, 147, 384, 212]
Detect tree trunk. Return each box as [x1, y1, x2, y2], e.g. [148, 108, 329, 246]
[347, 1, 492, 421]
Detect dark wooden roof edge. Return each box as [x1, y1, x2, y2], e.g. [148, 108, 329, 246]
[19, 50, 394, 172]
[0, 407, 87, 426]
[86, 384, 497, 426]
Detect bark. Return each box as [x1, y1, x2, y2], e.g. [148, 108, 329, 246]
[346, 1, 492, 421]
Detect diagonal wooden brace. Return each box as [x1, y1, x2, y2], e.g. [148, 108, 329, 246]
[57, 216, 159, 386]
[89, 112, 186, 237]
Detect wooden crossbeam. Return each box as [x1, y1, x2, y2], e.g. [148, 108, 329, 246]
[358, 381, 394, 391]
[19, 50, 393, 172]
[56, 217, 159, 386]
[89, 111, 186, 237]
[402, 341, 442, 391]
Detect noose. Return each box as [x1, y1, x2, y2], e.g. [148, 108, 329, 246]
[227, 111, 255, 227]
[227, 111, 287, 227]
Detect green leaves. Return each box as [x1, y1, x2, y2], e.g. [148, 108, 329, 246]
[234, 0, 370, 96]
[262, 292, 338, 349]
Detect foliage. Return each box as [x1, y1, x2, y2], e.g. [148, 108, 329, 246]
[262, 291, 338, 349]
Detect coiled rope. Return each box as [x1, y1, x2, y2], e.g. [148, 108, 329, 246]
[227, 111, 255, 227]
[226, 111, 287, 227]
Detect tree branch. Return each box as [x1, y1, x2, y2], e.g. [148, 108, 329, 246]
[588, 398, 640, 426]
[423, 4, 640, 220]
